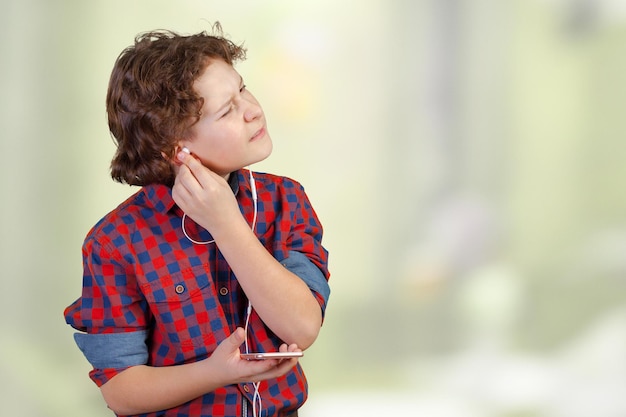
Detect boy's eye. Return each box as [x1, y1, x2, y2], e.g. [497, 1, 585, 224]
[220, 102, 236, 118]
[219, 85, 246, 119]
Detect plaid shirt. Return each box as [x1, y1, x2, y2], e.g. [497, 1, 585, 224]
[64, 169, 330, 417]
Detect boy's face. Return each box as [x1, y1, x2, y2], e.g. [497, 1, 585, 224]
[180, 59, 272, 177]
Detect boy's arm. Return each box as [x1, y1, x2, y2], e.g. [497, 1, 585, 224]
[100, 328, 300, 416]
[173, 154, 324, 348]
[215, 217, 323, 348]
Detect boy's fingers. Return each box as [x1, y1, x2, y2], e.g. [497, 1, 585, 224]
[228, 328, 245, 348]
[179, 153, 204, 181]
[174, 165, 200, 196]
[177, 151, 223, 187]
[178, 150, 205, 173]
[253, 358, 299, 381]
[176, 150, 189, 164]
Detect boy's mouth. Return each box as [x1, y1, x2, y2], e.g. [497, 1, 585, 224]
[250, 126, 265, 141]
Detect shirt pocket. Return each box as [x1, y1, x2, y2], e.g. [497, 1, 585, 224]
[141, 263, 229, 360]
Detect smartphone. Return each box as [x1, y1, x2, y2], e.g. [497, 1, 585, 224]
[241, 352, 304, 360]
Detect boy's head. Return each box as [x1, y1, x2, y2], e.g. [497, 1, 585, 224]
[107, 24, 246, 186]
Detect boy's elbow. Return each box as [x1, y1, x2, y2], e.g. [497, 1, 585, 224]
[100, 370, 143, 416]
[104, 400, 129, 417]
[299, 331, 318, 351]
[295, 312, 323, 350]
[101, 382, 130, 416]
[101, 387, 125, 416]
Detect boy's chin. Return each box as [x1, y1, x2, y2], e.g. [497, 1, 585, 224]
[250, 145, 273, 166]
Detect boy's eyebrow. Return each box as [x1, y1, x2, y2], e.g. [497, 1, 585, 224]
[212, 75, 245, 115]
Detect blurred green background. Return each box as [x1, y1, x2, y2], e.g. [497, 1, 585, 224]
[2, 1, 626, 416]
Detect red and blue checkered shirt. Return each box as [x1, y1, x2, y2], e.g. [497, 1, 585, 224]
[64, 169, 330, 417]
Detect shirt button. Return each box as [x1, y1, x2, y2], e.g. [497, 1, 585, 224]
[219, 287, 228, 296]
[175, 284, 185, 294]
[243, 385, 250, 393]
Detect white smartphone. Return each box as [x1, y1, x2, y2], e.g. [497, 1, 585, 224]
[241, 352, 304, 360]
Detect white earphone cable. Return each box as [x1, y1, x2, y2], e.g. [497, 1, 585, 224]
[180, 168, 262, 415]
[243, 302, 262, 417]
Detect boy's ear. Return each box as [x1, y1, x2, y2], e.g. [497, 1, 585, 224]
[175, 141, 193, 157]
[162, 142, 187, 160]
[161, 144, 181, 164]
[166, 143, 191, 165]
[174, 141, 188, 154]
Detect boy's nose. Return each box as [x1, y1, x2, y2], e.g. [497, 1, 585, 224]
[244, 102, 262, 122]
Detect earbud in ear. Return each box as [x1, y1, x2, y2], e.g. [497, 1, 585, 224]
[173, 146, 191, 165]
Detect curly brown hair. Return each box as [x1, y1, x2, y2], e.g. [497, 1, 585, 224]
[107, 23, 247, 186]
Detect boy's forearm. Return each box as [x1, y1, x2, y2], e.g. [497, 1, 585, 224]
[101, 361, 220, 416]
[215, 219, 323, 348]
[99, 327, 301, 416]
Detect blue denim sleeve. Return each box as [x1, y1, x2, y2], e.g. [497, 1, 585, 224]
[281, 250, 331, 304]
[73, 330, 149, 370]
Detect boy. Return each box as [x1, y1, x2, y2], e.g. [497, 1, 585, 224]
[64, 24, 330, 417]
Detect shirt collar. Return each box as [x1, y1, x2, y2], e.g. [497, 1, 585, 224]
[141, 170, 241, 214]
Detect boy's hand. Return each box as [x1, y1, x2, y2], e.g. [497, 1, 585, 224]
[172, 151, 243, 238]
[207, 328, 301, 385]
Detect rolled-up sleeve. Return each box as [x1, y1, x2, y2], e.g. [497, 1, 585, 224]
[74, 331, 149, 369]
[277, 180, 331, 318]
[282, 250, 330, 316]
[64, 234, 149, 386]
